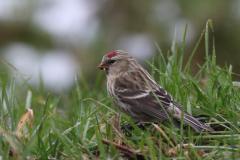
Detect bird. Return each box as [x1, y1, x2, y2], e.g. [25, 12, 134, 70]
[98, 50, 213, 133]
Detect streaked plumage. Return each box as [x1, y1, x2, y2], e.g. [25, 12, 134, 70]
[98, 50, 213, 132]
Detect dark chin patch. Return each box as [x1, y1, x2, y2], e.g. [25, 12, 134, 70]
[105, 68, 109, 75]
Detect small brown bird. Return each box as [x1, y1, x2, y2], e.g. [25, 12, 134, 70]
[98, 50, 213, 132]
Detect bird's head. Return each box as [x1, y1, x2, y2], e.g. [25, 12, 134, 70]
[98, 50, 139, 76]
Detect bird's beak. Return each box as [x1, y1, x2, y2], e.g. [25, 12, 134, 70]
[97, 63, 107, 70]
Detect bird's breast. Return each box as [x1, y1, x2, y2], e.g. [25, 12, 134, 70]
[107, 77, 117, 98]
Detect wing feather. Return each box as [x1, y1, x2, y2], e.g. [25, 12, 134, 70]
[114, 77, 173, 123]
[113, 69, 214, 132]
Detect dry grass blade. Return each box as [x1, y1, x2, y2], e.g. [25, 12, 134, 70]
[83, 98, 118, 114]
[215, 114, 240, 133]
[0, 127, 18, 158]
[77, 143, 87, 152]
[101, 138, 144, 156]
[180, 143, 204, 159]
[56, 149, 68, 158]
[151, 123, 175, 148]
[0, 57, 32, 78]
[107, 117, 124, 140]
[17, 109, 34, 138]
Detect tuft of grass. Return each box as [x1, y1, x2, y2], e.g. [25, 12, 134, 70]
[1, 20, 240, 159]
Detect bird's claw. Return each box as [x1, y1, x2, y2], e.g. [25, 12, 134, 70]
[121, 123, 146, 136]
[121, 125, 132, 136]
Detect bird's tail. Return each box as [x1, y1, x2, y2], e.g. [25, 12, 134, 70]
[183, 114, 214, 133]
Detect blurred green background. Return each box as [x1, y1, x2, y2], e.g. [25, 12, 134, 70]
[0, 0, 240, 92]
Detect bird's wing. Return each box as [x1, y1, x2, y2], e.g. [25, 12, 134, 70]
[173, 100, 192, 116]
[114, 78, 174, 123]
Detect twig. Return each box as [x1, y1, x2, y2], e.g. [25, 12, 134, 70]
[208, 118, 212, 128]
[107, 118, 134, 149]
[77, 143, 87, 152]
[56, 149, 68, 158]
[107, 118, 124, 139]
[83, 98, 118, 114]
[215, 114, 240, 133]
[223, 69, 240, 77]
[101, 138, 144, 156]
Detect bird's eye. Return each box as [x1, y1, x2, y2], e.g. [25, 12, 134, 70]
[110, 60, 116, 64]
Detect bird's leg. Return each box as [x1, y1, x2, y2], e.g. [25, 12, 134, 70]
[135, 123, 145, 130]
[121, 121, 148, 136]
[121, 123, 135, 136]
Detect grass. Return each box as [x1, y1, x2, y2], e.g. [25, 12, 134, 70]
[1, 20, 240, 159]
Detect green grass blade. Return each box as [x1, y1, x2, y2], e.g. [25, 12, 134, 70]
[178, 24, 188, 73]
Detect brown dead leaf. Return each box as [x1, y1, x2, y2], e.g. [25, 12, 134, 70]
[168, 148, 177, 157]
[16, 109, 34, 138]
[184, 151, 191, 160]
[0, 57, 32, 78]
[182, 143, 204, 159]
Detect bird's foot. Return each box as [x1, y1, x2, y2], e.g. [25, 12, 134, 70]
[121, 123, 146, 136]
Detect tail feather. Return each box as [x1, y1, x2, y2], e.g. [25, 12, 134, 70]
[183, 114, 214, 133]
[173, 102, 213, 132]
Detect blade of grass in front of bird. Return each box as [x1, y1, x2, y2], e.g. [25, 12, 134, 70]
[144, 77, 172, 122]
[145, 60, 174, 84]
[143, 76, 176, 150]
[125, 119, 145, 134]
[179, 96, 185, 156]
[83, 97, 118, 114]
